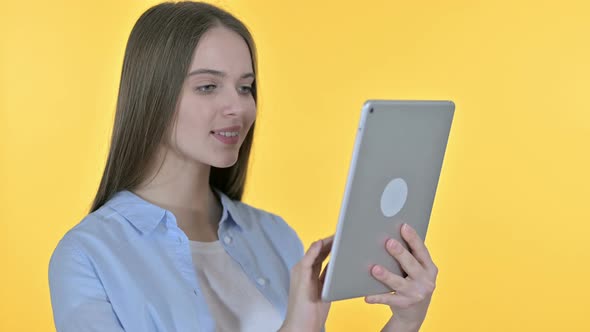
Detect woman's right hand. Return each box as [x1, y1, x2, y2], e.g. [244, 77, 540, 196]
[280, 235, 334, 332]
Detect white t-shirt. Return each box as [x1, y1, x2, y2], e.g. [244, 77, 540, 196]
[189, 240, 284, 332]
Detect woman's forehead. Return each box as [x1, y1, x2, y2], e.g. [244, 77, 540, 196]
[189, 26, 253, 75]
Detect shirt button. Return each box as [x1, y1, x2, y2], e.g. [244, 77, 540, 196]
[178, 236, 183, 243]
[256, 277, 267, 286]
[193, 289, 198, 296]
[223, 235, 232, 245]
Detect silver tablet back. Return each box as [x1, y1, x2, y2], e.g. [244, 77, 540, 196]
[321, 100, 455, 301]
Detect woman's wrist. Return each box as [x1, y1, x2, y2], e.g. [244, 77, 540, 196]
[381, 315, 422, 332]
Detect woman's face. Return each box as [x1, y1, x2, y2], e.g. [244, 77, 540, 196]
[169, 26, 256, 169]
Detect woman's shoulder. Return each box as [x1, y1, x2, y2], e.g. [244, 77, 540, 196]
[48, 204, 120, 276]
[50, 194, 146, 260]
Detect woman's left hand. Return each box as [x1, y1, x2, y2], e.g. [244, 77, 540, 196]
[365, 223, 438, 332]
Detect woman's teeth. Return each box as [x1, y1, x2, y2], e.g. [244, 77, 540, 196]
[216, 131, 238, 137]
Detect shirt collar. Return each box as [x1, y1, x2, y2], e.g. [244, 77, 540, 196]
[212, 187, 246, 230]
[106, 188, 245, 235]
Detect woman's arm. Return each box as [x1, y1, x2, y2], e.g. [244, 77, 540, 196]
[48, 239, 125, 332]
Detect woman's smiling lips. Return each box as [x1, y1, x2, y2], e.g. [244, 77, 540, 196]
[211, 125, 241, 144]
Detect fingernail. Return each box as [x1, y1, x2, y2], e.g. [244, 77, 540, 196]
[386, 239, 402, 254]
[403, 223, 415, 234]
[387, 238, 399, 250]
[373, 265, 383, 276]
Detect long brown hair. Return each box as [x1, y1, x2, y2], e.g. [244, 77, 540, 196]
[91, 1, 258, 212]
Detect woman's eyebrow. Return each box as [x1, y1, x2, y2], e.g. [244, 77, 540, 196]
[187, 68, 254, 79]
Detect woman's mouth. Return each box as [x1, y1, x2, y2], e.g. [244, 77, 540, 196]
[211, 126, 241, 145]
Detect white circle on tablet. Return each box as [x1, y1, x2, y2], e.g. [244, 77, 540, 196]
[381, 178, 408, 217]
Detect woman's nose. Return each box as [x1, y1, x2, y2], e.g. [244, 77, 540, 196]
[221, 90, 248, 116]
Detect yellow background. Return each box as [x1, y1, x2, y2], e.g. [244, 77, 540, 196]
[1, 0, 589, 330]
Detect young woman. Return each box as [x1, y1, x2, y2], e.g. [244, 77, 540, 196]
[48, 2, 438, 331]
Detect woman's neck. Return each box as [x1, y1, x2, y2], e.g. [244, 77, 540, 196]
[133, 151, 223, 242]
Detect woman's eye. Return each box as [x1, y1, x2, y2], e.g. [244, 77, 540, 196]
[196, 84, 216, 93]
[238, 85, 253, 94]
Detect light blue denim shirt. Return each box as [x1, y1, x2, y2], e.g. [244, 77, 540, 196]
[48, 189, 304, 332]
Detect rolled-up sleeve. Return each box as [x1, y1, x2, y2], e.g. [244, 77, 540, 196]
[48, 237, 125, 332]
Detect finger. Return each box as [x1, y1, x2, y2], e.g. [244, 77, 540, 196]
[366, 277, 434, 307]
[301, 240, 323, 268]
[365, 293, 417, 309]
[370, 265, 407, 292]
[314, 235, 334, 266]
[312, 237, 333, 280]
[401, 223, 438, 277]
[318, 262, 331, 297]
[321, 235, 334, 251]
[319, 262, 330, 284]
[386, 238, 425, 280]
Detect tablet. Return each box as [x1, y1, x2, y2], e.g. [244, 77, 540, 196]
[321, 100, 455, 301]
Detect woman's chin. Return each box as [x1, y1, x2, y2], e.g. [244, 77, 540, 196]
[209, 155, 239, 169]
